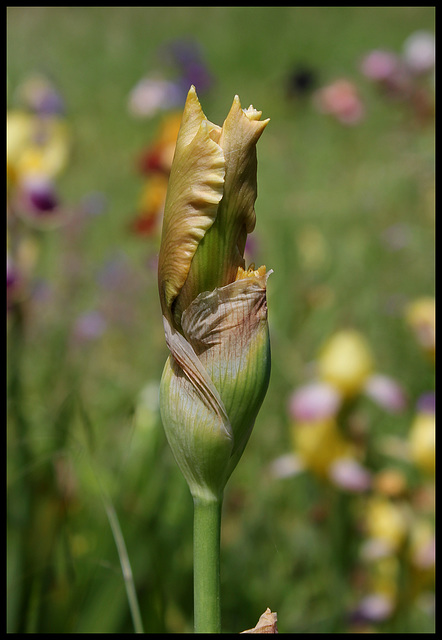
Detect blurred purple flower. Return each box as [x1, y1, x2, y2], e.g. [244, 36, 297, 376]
[15, 73, 66, 116]
[97, 254, 133, 291]
[31, 279, 54, 305]
[21, 175, 59, 213]
[162, 39, 214, 95]
[7, 257, 23, 309]
[288, 381, 342, 422]
[178, 61, 213, 96]
[73, 310, 106, 342]
[128, 40, 214, 119]
[7, 257, 18, 289]
[81, 191, 107, 216]
[416, 391, 435, 414]
[363, 374, 407, 414]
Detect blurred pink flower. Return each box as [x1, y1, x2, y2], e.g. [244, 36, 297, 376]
[313, 79, 365, 125]
[328, 457, 372, 493]
[363, 374, 407, 414]
[288, 381, 342, 421]
[360, 50, 401, 82]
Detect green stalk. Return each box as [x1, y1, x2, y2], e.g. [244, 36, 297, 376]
[193, 496, 222, 633]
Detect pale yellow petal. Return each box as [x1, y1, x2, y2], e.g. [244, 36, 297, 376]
[218, 95, 270, 235]
[158, 87, 225, 324]
[174, 96, 269, 315]
[173, 85, 221, 152]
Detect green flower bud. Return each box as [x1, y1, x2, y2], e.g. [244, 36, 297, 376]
[158, 87, 270, 501]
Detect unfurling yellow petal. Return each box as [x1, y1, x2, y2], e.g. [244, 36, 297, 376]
[158, 86, 270, 331]
[218, 96, 269, 237]
[158, 87, 225, 326]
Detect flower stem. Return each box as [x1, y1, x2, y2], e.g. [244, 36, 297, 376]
[193, 496, 222, 633]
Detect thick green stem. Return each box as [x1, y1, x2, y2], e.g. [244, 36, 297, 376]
[193, 496, 222, 633]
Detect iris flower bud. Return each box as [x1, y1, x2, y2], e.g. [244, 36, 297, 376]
[158, 87, 270, 501]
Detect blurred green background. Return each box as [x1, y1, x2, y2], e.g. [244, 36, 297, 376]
[7, 7, 435, 633]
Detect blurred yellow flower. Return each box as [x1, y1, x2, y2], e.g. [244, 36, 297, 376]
[297, 225, 329, 272]
[406, 297, 435, 361]
[318, 330, 374, 397]
[290, 418, 354, 479]
[364, 496, 409, 553]
[409, 518, 435, 571]
[138, 173, 169, 213]
[7, 110, 70, 182]
[407, 518, 435, 602]
[409, 411, 435, 476]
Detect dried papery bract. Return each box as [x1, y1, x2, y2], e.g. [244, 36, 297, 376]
[241, 608, 278, 634]
[158, 86, 270, 632]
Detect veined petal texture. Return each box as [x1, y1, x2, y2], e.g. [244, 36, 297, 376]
[163, 273, 271, 497]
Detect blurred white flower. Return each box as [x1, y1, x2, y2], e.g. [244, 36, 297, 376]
[288, 381, 342, 421]
[267, 453, 305, 479]
[403, 31, 435, 75]
[127, 77, 182, 118]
